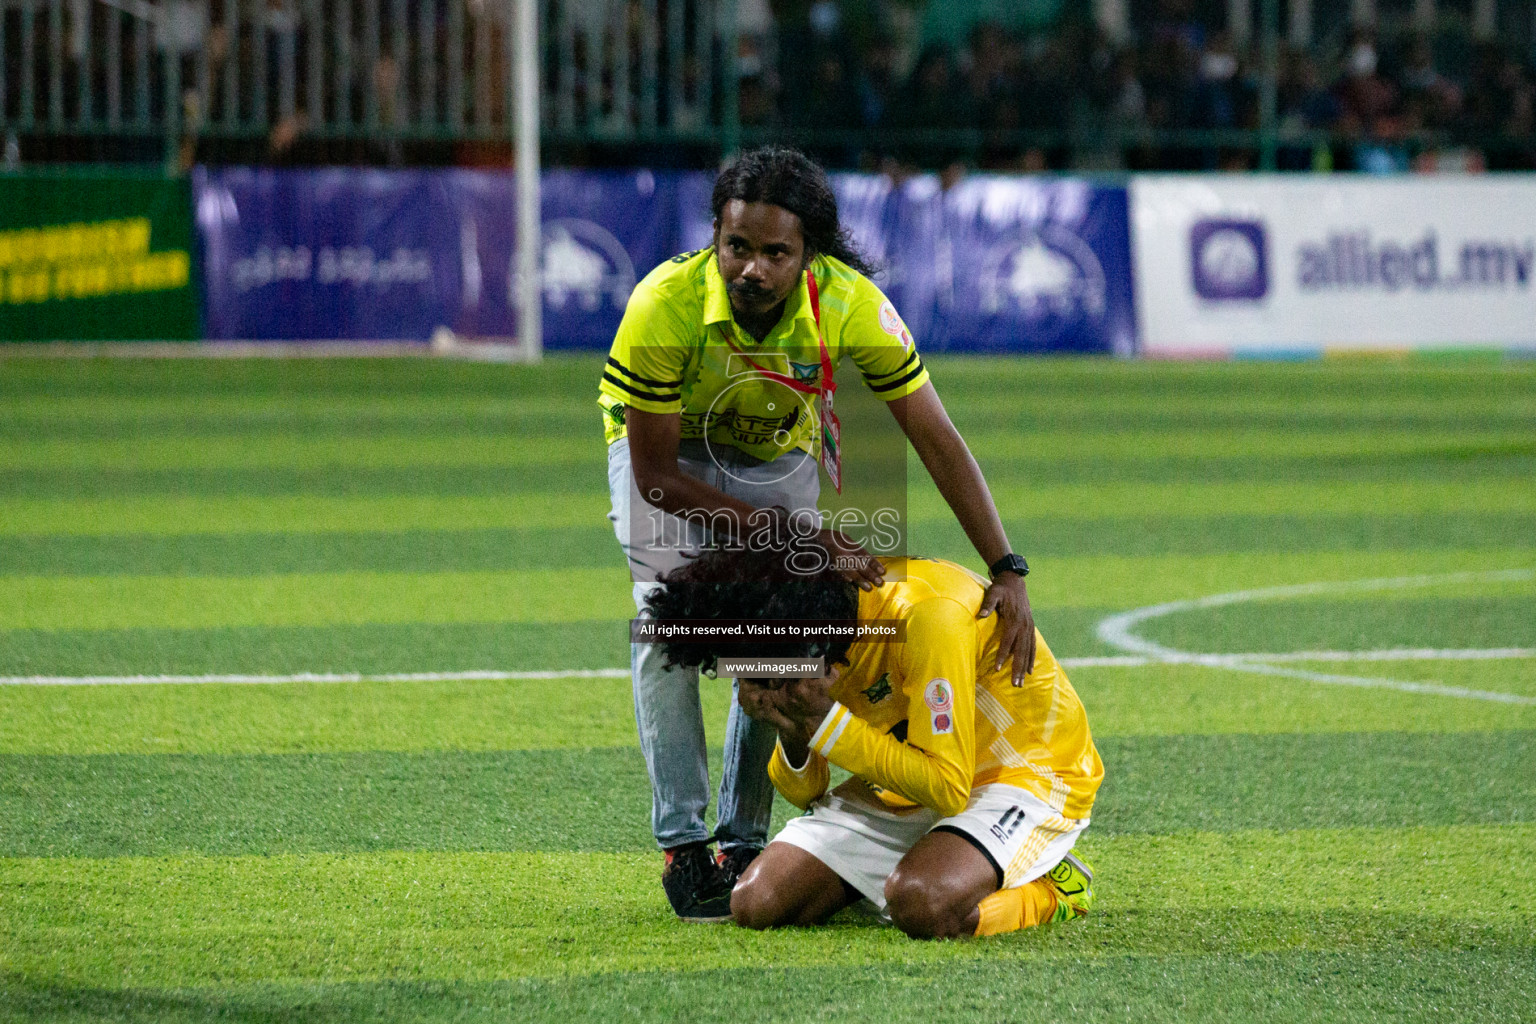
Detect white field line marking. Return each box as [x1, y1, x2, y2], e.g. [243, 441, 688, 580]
[3, 647, 1534, 687]
[1063, 648, 1536, 669]
[0, 669, 631, 686]
[1095, 569, 1536, 705]
[1062, 656, 1157, 668]
[1214, 647, 1536, 664]
[1067, 648, 1536, 668]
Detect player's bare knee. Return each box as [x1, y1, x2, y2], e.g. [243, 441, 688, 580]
[729, 878, 783, 930]
[885, 871, 963, 939]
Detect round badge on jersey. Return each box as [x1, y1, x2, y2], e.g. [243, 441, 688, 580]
[924, 678, 953, 714]
[878, 301, 912, 349]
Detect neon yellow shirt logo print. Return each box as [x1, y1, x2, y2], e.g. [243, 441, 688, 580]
[718, 270, 842, 492]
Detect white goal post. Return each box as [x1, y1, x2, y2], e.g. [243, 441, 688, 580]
[436, 0, 542, 364]
[514, 0, 544, 363]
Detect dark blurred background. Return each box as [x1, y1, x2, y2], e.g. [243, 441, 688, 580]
[3, 0, 1534, 175]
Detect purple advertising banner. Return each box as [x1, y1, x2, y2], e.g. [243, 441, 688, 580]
[194, 167, 682, 347]
[679, 172, 1134, 354]
[934, 178, 1136, 354]
[195, 167, 1132, 352]
[195, 168, 460, 341]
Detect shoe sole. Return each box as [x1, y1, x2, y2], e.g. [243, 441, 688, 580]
[675, 912, 733, 923]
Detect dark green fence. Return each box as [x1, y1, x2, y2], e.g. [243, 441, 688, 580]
[0, 1, 1532, 171]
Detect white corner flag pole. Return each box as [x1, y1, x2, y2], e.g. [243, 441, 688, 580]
[513, 0, 542, 361]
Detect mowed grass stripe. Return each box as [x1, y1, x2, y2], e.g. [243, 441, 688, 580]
[6, 426, 1531, 471]
[0, 398, 597, 438]
[0, 528, 623, 576]
[0, 568, 635, 631]
[0, 562, 1528, 679]
[0, 433, 604, 471]
[4, 549, 1529, 632]
[4, 952, 1527, 1024]
[0, 493, 612, 537]
[0, 354, 604, 402]
[5, 668, 1536, 758]
[0, 621, 629, 677]
[925, 359, 1536, 414]
[1141, 594, 1536, 654]
[910, 479, 1536, 522]
[2, 825, 1530, 987]
[0, 464, 612, 500]
[5, 353, 1530, 414]
[916, 512, 1536, 566]
[3, 732, 1532, 857]
[5, 367, 1529, 422]
[1272, 657, 1536, 700]
[8, 392, 1526, 444]
[4, 513, 1534, 578]
[0, 677, 679, 755]
[1, 593, 1528, 682]
[480, 953, 1536, 1024]
[7, 480, 1535, 538]
[7, 951, 1534, 1024]
[7, 451, 1533, 502]
[1081, 660, 1536, 730]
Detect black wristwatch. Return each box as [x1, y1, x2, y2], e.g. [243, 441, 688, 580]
[988, 553, 1029, 579]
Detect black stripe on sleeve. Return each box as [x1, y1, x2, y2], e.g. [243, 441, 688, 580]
[602, 372, 681, 405]
[866, 360, 926, 394]
[862, 350, 918, 385]
[607, 356, 683, 390]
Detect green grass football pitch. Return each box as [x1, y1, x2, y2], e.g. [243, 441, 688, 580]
[1, 353, 1534, 1023]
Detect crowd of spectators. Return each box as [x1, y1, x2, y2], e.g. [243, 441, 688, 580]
[5, 0, 1535, 171]
[742, 0, 1536, 172]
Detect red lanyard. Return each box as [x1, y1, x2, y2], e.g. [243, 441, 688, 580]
[715, 269, 842, 492]
[717, 271, 836, 399]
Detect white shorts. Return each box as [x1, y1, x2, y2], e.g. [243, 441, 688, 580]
[773, 782, 1088, 919]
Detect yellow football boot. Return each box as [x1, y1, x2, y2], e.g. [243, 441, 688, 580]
[1045, 851, 1095, 923]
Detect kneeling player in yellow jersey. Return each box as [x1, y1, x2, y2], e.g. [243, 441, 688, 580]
[646, 547, 1103, 939]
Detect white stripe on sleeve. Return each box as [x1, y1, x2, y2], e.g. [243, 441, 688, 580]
[809, 703, 852, 757]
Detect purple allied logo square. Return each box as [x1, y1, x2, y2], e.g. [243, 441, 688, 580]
[1190, 219, 1269, 301]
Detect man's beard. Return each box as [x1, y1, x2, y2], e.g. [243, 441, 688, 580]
[728, 282, 775, 307]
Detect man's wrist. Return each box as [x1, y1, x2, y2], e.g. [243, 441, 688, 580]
[988, 553, 1029, 579]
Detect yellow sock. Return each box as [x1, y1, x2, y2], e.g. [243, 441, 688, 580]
[973, 878, 1059, 936]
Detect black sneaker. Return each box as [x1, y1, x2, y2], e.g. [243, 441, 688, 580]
[716, 845, 762, 890]
[661, 844, 733, 922]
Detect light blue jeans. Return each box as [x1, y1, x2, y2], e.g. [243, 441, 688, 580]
[607, 436, 821, 850]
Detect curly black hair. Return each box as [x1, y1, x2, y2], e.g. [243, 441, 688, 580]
[643, 545, 859, 676]
[711, 146, 879, 277]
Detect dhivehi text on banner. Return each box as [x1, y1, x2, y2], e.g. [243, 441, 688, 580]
[1132, 176, 1536, 352]
[0, 173, 199, 342]
[194, 167, 681, 346]
[195, 168, 457, 342]
[196, 166, 1134, 351]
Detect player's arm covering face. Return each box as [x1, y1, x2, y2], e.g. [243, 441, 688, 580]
[806, 598, 978, 818]
[766, 734, 832, 810]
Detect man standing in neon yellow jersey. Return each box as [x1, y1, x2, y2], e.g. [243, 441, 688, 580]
[600, 147, 1038, 921]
